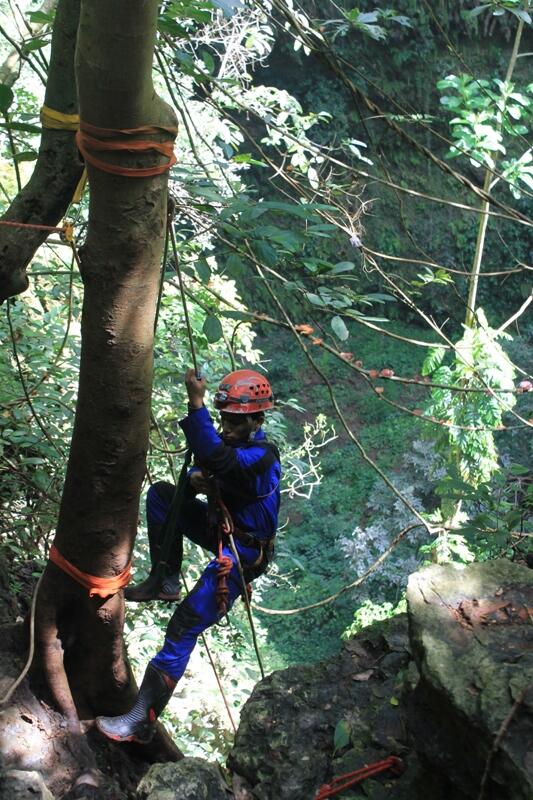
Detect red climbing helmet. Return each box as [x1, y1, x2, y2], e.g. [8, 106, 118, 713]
[214, 369, 274, 414]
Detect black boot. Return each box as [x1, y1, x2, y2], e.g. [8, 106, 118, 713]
[95, 665, 176, 744]
[125, 522, 181, 602]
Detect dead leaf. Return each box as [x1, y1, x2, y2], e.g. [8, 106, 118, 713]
[352, 669, 374, 681]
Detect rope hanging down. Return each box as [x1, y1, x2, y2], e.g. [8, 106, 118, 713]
[76, 121, 178, 178]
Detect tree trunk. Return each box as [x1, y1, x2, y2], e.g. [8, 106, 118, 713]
[34, 0, 180, 761]
[0, 0, 83, 302]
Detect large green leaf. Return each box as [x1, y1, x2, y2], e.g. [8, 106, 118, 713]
[0, 84, 14, 113]
[331, 315, 349, 341]
[333, 719, 351, 752]
[195, 259, 211, 284]
[203, 314, 223, 343]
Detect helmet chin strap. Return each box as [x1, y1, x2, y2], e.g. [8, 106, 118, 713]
[246, 415, 256, 441]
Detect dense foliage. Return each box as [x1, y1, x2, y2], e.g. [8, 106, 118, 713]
[0, 0, 531, 758]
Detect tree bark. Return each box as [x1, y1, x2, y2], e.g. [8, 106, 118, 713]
[0, 0, 82, 302]
[34, 0, 180, 761]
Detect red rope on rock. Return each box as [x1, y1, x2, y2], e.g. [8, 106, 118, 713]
[315, 756, 403, 799]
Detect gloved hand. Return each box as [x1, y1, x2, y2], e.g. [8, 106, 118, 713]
[189, 469, 214, 495]
[185, 367, 206, 410]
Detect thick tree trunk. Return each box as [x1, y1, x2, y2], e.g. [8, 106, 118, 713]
[0, 0, 83, 302]
[34, 0, 180, 762]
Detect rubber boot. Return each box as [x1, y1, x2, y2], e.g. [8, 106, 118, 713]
[95, 664, 176, 744]
[125, 522, 181, 602]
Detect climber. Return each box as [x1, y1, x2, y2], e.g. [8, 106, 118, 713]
[95, 367, 281, 743]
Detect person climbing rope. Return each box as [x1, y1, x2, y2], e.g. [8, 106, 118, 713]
[95, 367, 281, 743]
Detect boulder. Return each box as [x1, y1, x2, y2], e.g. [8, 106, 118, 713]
[136, 758, 231, 799]
[408, 559, 533, 800]
[0, 769, 54, 799]
[229, 559, 532, 800]
[228, 615, 432, 799]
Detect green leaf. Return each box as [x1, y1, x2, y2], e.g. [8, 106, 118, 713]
[422, 346, 446, 376]
[0, 121, 41, 133]
[28, 10, 54, 23]
[22, 38, 48, 52]
[306, 293, 325, 307]
[512, 9, 532, 24]
[331, 315, 349, 341]
[509, 463, 530, 475]
[201, 50, 215, 74]
[365, 292, 396, 302]
[390, 696, 399, 706]
[158, 16, 188, 36]
[195, 259, 211, 284]
[203, 314, 223, 343]
[225, 253, 245, 277]
[332, 261, 355, 274]
[13, 151, 38, 162]
[173, 49, 198, 77]
[464, 4, 490, 18]
[232, 153, 268, 167]
[333, 719, 351, 752]
[0, 84, 14, 113]
[252, 240, 278, 267]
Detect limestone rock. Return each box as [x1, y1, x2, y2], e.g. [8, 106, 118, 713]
[0, 769, 54, 799]
[407, 559, 533, 800]
[228, 615, 422, 800]
[136, 758, 231, 800]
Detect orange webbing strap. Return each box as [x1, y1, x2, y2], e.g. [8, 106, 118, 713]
[315, 756, 403, 799]
[76, 120, 178, 178]
[49, 543, 131, 599]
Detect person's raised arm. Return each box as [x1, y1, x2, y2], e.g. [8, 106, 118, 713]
[184, 368, 206, 411]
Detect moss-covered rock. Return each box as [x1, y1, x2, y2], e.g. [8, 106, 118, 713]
[228, 615, 425, 799]
[136, 758, 230, 799]
[407, 559, 533, 800]
[228, 560, 532, 799]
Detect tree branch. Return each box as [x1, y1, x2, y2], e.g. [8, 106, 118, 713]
[0, 0, 83, 303]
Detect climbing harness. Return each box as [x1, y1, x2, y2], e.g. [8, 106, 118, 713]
[315, 756, 403, 799]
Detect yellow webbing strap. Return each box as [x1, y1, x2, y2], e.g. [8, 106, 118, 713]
[40, 105, 79, 131]
[71, 169, 87, 203]
[39, 105, 87, 202]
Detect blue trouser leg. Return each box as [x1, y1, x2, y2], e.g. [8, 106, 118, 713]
[150, 539, 260, 680]
[146, 481, 261, 681]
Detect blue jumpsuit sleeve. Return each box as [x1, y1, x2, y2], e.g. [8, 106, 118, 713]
[180, 408, 269, 479]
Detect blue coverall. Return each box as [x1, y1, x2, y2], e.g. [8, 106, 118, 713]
[148, 405, 281, 681]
